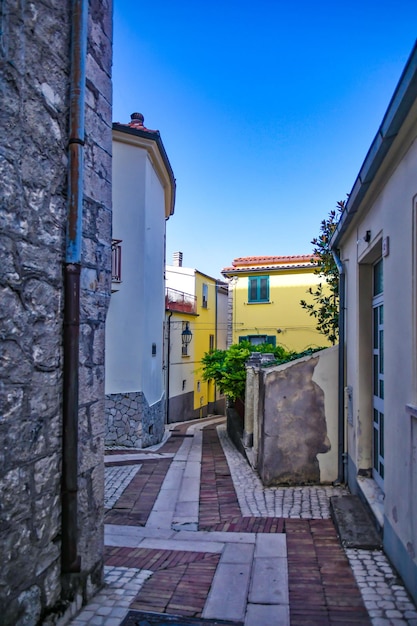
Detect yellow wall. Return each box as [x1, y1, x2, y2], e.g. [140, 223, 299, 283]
[193, 272, 217, 413]
[231, 269, 332, 352]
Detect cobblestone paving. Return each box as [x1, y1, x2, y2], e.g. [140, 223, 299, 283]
[69, 566, 152, 625]
[218, 424, 349, 518]
[69, 417, 417, 626]
[104, 466, 141, 510]
[218, 425, 417, 624]
[346, 548, 417, 625]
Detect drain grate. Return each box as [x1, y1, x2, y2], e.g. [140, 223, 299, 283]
[121, 610, 243, 626]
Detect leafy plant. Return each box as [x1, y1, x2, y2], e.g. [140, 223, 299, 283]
[201, 341, 297, 401]
[300, 200, 345, 345]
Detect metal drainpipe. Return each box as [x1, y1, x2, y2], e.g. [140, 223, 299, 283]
[332, 249, 346, 484]
[62, 0, 88, 574]
[166, 312, 173, 423]
[214, 283, 218, 409]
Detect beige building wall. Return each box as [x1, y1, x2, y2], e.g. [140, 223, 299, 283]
[338, 96, 417, 603]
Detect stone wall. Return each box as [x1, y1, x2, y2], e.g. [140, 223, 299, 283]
[0, 0, 112, 623]
[242, 347, 339, 486]
[105, 393, 166, 448]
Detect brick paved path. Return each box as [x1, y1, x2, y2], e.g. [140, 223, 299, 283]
[70, 416, 417, 625]
[102, 420, 370, 625]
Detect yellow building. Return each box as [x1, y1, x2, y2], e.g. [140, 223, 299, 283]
[165, 256, 228, 422]
[221, 255, 332, 352]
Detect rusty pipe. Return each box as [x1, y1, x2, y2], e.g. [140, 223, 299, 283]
[62, 0, 88, 574]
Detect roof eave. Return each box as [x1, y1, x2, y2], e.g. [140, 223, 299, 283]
[221, 264, 318, 277]
[112, 122, 176, 218]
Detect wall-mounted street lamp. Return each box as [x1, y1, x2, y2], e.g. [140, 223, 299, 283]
[181, 322, 192, 346]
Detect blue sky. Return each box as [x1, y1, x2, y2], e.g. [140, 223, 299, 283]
[113, 1, 417, 279]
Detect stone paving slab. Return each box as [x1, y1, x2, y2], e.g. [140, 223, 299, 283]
[255, 533, 287, 558]
[179, 476, 200, 499]
[138, 538, 225, 554]
[330, 495, 382, 549]
[221, 543, 254, 564]
[70, 416, 417, 626]
[248, 556, 289, 605]
[202, 562, 252, 622]
[173, 530, 256, 545]
[105, 453, 175, 463]
[105, 524, 176, 546]
[244, 603, 289, 626]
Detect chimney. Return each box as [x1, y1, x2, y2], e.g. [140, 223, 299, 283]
[173, 251, 183, 267]
[129, 112, 145, 128]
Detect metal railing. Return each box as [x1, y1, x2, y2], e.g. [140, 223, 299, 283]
[112, 239, 122, 283]
[165, 287, 196, 314]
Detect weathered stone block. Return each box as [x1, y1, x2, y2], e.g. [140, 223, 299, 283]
[257, 347, 338, 485]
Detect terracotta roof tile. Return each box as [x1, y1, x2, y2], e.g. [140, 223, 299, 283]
[221, 254, 318, 275]
[231, 254, 316, 267]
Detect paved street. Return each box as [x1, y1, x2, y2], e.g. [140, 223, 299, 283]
[69, 416, 417, 626]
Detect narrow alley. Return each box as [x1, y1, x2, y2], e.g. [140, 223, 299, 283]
[69, 416, 417, 626]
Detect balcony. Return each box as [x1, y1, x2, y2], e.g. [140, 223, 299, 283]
[111, 239, 122, 292]
[165, 287, 197, 314]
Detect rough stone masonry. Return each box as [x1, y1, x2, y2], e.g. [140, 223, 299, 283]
[0, 1, 113, 624]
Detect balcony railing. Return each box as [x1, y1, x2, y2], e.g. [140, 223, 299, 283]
[112, 239, 122, 283]
[165, 287, 197, 314]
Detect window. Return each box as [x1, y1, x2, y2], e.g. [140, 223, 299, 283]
[248, 276, 269, 303]
[372, 259, 384, 489]
[202, 283, 208, 308]
[209, 334, 214, 351]
[239, 335, 276, 346]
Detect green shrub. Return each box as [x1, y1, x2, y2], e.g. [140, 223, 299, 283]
[201, 341, 320, 401]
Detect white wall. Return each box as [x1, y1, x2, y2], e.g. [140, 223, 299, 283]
[340, 111, 417, 599]
[216, 287, 228, 350]
[166, 266, 196, 295]
[142, 157, 166, 404]
[106, 140, 166, 406]
[167, 314, 195, 399]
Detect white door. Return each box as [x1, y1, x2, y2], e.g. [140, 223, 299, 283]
[372, 259, 384, 489]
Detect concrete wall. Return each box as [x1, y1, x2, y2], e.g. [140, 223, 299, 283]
[253, 347, 338, 485]
[0, 0, 112, 622]
[168, 390, 196, 423]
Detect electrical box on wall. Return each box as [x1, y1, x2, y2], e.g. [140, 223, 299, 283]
[382, 236, 390, 257]
[345, 385, 353, 426]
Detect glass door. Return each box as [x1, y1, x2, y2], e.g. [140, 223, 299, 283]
[372, 259, 384, 489]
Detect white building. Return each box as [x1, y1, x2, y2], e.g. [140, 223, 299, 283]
[105, 113, 175, 447]
[165, 255, 228, 422]
[331, 42, 417, 604]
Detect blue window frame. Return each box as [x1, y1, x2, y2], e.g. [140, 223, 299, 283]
[248, 276, 269, 303]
